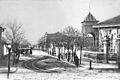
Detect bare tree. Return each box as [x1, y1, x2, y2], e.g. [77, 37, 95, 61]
[3, 21, 24, 45]
[60, 26, 81, 37]
[3, 21, 25, 66]
[61, 26, 83, 64]
[20, 39, 31, 48]
[38, 36, 46, 50]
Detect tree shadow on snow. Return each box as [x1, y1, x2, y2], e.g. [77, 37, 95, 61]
[93, 68, 120, 73]
[22, 55, 76, 73]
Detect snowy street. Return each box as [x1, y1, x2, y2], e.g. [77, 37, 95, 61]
[0, 50, 120, 80]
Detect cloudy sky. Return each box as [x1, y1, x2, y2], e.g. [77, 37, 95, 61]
[0, 0, 120, 44]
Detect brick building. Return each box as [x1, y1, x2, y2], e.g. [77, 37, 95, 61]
[81, 12, 99, 47]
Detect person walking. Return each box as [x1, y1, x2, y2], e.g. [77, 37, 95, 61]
[74, 54, 79, 67]
[30, 47, 32, 54]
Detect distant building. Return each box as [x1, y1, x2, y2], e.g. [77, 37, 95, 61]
[3, 44, 11, 55]
[40, 32, 81, 55]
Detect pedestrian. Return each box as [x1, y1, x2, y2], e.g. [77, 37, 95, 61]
[74, 54, 79, 67]
[30, 48, 32, 54]
[67, 52, 70, 62]
[61, 53, 63, 60]
[58, 53, 61, 60]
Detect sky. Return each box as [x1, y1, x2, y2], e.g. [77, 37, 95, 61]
[0, 0, 120, 44]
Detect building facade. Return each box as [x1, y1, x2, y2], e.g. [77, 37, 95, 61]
[82, 12, 120, 55]
[0, 27, 4, 60]
[93, 15, 120, 54]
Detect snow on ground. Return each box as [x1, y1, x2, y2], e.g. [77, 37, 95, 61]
[0, 50, 120, 80]
[0, 67, 120, 80]
[32, 50, 48, 56]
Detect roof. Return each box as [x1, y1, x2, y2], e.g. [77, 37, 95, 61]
[47, 32, 71, 42]
[93, 15, 120, 28]
[46, 32, 81, 43]
[82, 12, 98, 23]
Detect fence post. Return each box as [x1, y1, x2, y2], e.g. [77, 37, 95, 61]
[89, 59, 92, 70]
[103, 36, 109, 63]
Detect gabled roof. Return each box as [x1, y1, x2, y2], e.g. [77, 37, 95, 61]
[82, 12, 98, 23]
[93, 15, 120, 28]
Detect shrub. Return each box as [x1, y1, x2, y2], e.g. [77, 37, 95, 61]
[82, 46, 99, 51]
[96, 53, 105, 60]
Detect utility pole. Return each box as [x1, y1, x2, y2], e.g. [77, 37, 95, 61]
[79, 45, 82, 64]
[80, 33, 84, 64]
[7, 47, 11, 79]
[4, 42, 12, 79]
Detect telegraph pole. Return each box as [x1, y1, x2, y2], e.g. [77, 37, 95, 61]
[7, 47, 11, 79]
[79, 33, 84, 64]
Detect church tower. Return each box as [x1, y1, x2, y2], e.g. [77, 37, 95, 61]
[82, 12, 99, 34]
[81, 12, 99, 47]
